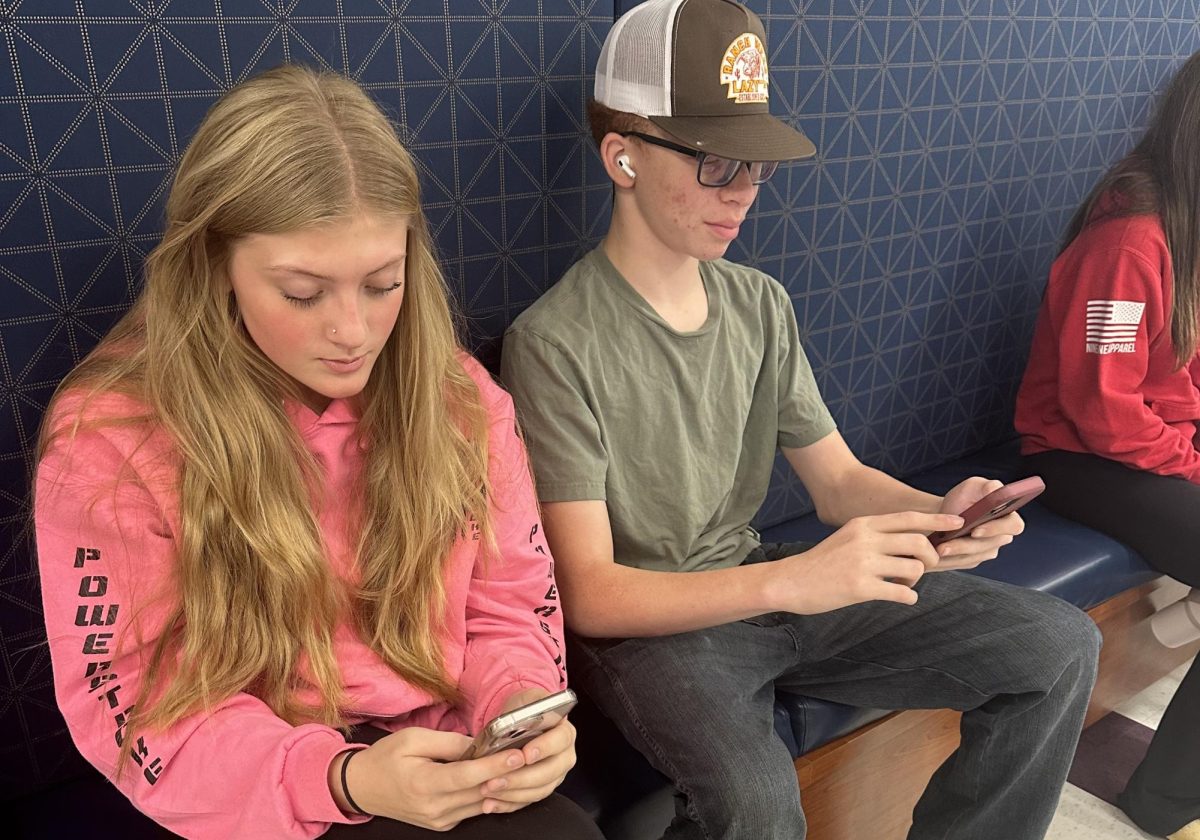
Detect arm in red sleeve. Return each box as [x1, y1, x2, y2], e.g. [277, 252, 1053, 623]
[1049, 243, 1200, 481]
[1193, 357, 1200, 452]
[455, 365, 567, 733]
[35, 422, 366, 839]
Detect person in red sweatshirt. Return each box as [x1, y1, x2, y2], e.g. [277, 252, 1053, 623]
[1015, 50, 1200, 840]
[33, 66, 600, 840]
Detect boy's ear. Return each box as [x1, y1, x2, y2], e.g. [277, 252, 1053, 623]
[599, 132, 637, 188]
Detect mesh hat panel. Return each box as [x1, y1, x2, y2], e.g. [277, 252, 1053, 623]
[594, 0, 686, 117]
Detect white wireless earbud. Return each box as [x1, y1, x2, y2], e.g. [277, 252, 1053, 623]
[616, 154, 637, 179]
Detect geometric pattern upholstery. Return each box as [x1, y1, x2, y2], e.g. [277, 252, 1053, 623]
[2, 0, 1199, 803]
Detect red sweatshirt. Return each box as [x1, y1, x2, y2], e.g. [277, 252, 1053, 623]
[1015, 210, 1200, 482]
[34, 355, 566, 838]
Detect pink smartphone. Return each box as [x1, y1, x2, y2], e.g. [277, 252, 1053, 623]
[928, 476, 1046, 547]
[459, 689, 577, 760]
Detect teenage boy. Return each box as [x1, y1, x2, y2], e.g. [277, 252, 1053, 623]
[502, 1, 1100, 838]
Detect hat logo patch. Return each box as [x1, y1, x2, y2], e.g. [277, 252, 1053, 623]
[720, 33, 768, 103]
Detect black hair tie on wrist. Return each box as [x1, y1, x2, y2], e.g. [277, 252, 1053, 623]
[340, 749, 369, 816]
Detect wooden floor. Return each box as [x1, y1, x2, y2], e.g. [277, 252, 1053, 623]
[795, 577, 1199, 840]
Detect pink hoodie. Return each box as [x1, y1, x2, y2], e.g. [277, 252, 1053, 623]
[34, 355, 566, 838]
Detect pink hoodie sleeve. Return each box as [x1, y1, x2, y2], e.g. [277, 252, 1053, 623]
[35, 422, 367, 839]
[456, 361, 568, 732]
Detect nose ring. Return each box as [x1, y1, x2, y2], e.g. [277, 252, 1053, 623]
[331, 327, 338, 335]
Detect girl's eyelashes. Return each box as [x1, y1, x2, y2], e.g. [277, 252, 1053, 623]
[283, 292, 320, 308]
[367, 281, 404, 296]
[282, 281, 401, 308]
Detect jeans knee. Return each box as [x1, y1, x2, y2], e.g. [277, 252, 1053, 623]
[690, 770, 806, 840]
[1038, 599, 1102, 687]
[1081, 613, 1103, 663]
[1065, 605, 1101, 667]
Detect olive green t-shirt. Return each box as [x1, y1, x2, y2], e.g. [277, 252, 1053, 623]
[501, 247, 836, 573]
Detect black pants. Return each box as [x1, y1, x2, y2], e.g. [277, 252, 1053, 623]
[1027, 450, 1200, 836]
[323, 725, 603, 840]
[322, 795, 601, 840]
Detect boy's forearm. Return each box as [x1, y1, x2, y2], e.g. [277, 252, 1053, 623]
[817, 464, 942, 526]
[561, 560, 779, 638]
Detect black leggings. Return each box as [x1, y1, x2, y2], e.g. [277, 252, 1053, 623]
[321, 725, 603, 840]
[322, 794, 602, 840]
[1026, 450, 1200, 835]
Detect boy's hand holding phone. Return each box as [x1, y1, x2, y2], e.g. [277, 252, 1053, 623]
[772, 510, 964, 613]
[930, 476, 1038, 570]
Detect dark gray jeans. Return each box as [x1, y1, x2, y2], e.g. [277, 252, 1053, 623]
[570, 542, 1101, 840]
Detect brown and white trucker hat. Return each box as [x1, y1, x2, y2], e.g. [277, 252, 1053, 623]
[594, 0, 816, 161]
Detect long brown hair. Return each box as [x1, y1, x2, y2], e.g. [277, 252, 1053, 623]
[38, 66, 491, 767]
[1061, 51, 1200, 367]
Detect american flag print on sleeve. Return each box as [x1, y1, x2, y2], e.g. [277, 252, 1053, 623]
[1085, 299, 1146, 354]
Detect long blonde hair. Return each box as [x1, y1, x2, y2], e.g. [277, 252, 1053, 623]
[38, 66, 491, 756]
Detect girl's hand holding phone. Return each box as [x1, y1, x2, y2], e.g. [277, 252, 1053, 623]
[331, 726, 531, 832]
[930, 476, 1039, 570]
[474, 688, 578, 810]
[331, 688, 578, 828]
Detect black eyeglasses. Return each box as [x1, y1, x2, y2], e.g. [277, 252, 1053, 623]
[620, 131, 779, 187]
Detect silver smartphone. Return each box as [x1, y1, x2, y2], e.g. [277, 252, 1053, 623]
[459, 688, 578, 760]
